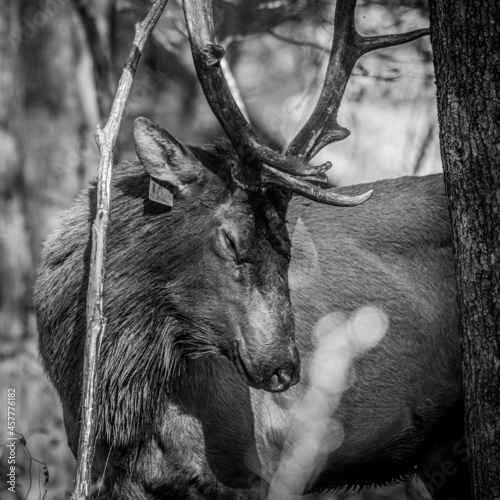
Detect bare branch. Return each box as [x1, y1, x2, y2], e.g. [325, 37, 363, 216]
[73, 0, 114, 119]
[70, 2, 169, 499]
[267, 28, 330, 53]
[413, 121, 436, 175]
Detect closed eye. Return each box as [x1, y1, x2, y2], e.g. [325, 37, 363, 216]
[219, 228, 255, 266]
[222, 230, 255, 266]
[223, 231, 238, 261]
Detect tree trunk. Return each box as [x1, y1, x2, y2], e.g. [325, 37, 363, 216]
[429, 1, 500, 499]
[0, 0, 33, 351]
[20, 0, 98, 263]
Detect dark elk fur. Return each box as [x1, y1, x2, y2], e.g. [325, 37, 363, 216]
[35, 120, 467, 499]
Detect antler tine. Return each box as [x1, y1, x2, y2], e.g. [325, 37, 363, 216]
[261, 164, 373, 206]
[287, 0, 430, 163]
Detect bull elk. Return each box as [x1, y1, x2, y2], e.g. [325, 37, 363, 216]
[34, 0, 467, 499]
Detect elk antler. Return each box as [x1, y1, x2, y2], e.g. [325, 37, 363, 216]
[182, 0, 428, 206]
[287, 0, 429, 163]
[182, 0, 367, 206]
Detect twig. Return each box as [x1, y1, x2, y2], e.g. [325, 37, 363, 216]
[153, 18, 251, 121]
[73, 0, 114, 119]
[70, 1, 169, 499]
[413, 121, 435, 175]
[267, 28, 330, 53]
[14, 432, 49, 500]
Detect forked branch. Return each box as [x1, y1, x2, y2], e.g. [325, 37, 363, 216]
[286, 0, 429, 162]
[71, 1, 168, 499]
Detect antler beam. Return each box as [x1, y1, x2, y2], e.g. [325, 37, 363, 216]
[286, 0, 429, 163]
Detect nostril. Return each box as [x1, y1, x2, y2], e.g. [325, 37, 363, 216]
[267, 365, 299, 392]
[276, 368, 292, 386]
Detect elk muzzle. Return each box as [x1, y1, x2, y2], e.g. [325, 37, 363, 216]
[233, 335, 300, 393]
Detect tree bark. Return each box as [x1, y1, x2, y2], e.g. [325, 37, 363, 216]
[429, 1, 500, 498]
[0, 0, 33, 351]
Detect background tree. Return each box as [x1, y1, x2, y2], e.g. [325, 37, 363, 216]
[429, 1, 500, 498]
[0, 0, 32, 356]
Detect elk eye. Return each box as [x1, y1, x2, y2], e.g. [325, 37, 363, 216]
[221, 230, 239, 262]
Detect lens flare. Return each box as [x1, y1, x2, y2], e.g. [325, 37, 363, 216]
[268, 306, 389, 499]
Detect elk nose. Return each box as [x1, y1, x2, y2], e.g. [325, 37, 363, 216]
[268, 368, 295, 392]
[268, 355, 301, 392]
[270, 369, 292, 392]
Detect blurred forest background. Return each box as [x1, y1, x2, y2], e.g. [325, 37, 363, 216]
[0, 0, 441, 498]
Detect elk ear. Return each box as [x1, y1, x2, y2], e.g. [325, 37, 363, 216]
[134, 117, 203, 196]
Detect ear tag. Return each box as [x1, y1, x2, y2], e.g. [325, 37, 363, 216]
[149, 178, 174, 207]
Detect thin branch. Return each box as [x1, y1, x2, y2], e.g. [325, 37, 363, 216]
[70, 2, 169, 499]
[413, 122, 435, 175]
[153, 15, 251, 122]
[267, 28, 330, 53]
[73, 0, 114, 119]
[14, 432, 49, 500]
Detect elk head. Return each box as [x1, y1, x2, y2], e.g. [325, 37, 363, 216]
[132, 0, 427, 393]
[134, 117, 299, 392]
